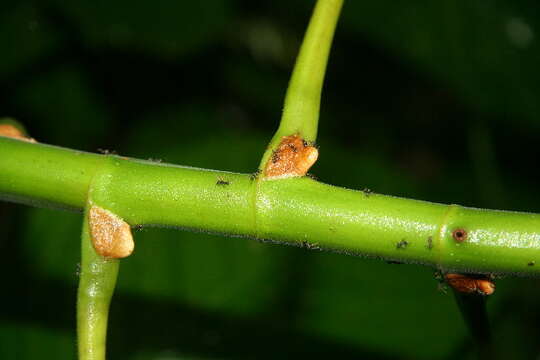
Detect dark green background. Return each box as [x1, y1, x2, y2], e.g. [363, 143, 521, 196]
[1, 0, 540, 358]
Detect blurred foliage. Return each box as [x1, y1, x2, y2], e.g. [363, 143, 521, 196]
[1, 0, 540, 359]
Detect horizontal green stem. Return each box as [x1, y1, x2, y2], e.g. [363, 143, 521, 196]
[2, 137, 540, 275]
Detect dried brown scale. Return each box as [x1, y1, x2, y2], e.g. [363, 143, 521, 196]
[0, 124, 36, 142]
[264, 134, 319, 179]
[88, 205, 134, 259]
[444, 273, 495, 295]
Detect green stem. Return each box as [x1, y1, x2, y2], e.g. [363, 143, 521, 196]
[77, 204, 119, 360]
[258, 0, 343, 170]
[2, 137, 540, 276]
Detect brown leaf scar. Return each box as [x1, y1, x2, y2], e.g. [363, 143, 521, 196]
[444, 273, 495, 296]
[264, 134, 318, 179]
[452, 228, 468, 243]
[0, 124, 36, 142]
[88, 205, 134, 258]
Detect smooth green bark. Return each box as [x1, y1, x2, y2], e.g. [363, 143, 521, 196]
[77, 205, 119, 360]
[2, 136, 540, 276]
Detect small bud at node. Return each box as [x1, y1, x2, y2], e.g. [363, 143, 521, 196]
[264, 134, 319, 179]
[88, 205, 134, 259]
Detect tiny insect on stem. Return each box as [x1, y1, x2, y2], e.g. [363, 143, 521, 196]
[396, 239, 409, 249]
[216, 178, 230, 186]
[426, 236, 433, 250]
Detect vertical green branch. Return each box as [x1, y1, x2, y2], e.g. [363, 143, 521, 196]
[77, 205, 120, 360]
[259, 0, 344, 170]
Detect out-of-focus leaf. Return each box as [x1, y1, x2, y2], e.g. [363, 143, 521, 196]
[11, 66, 111, 148]
[343, 0, 540, 126]
[44, 0, 231, 59]
[132, 352, 221, 360]
[123, 104, 266, 173]
[0, 324, 74, 359]
[0, 3, 60, 79]
[296, 253, 467, 359]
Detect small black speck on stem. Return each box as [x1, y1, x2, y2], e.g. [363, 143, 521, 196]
[250, 170, 261, 181]
[301, 240, 320, 250]
[426, 236, 433, 250]
[216, 178, 230, 186]
[396, 239, 409, 249]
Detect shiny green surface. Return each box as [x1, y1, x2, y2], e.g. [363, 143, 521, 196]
[0, 137, 102, 211]
[2, 136, 540, 275]
[77, 206, 119, 360]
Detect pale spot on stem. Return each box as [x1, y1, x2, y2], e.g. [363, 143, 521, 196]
[264, 134, 318, 179]
[444, 273, 495, 296]
[88, 205, 134, 258]
[0, 124, 36, 142]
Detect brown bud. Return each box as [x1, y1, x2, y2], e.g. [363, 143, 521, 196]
[88, 205, 134, 258]
[0, 124, 36, 142]
[444, 273, 495, 295]
[264, 135, 318, 179]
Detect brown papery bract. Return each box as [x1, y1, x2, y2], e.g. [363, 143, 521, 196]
[264, 134, 318, 179]
[0, 124, 36, 142]
[444, 273, 495, 296]
[88, 205, 134, 259]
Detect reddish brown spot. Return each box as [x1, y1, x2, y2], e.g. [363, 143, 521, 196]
[452, 228, 468, 243]
[88, 205, 134, 259]
[444, 273, 495, 295]
[0, 124, 36, 142]
[264, 134, 319, 179]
